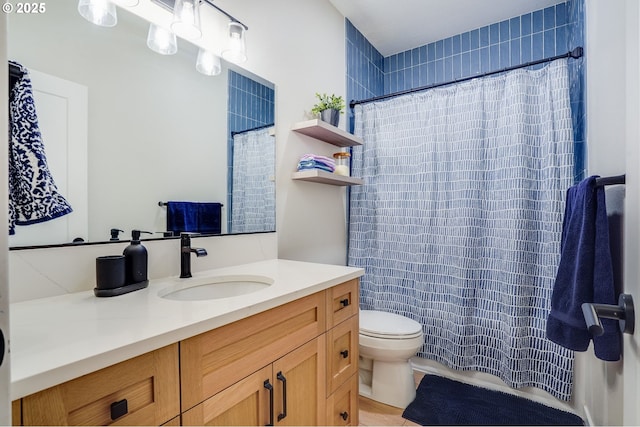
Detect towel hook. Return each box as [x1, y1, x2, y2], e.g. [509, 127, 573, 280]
[581, 294, 635, 336]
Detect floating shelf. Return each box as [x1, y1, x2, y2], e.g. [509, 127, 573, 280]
[291, 170, 364, 186]
[291, 119, 363, 147]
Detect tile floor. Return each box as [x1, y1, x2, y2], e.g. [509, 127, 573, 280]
[358, 371, 424, 426]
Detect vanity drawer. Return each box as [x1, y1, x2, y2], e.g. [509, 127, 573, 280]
[326, 279, 359, 329]
[327, 314, 359, 395]
[326, 373, 359, 426]
[21, 344, 179, 426]
[180, 291, 326, 411]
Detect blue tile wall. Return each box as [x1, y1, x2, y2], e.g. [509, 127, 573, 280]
[227, 70, 275, 231]
[346, 19, 384, 133]
[346, 0, 585, 181]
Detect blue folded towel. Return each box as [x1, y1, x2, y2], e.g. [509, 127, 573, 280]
[546, 176, 620, 361]
[166, 201, 222, 235]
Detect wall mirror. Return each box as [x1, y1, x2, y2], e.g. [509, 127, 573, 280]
[7, 0, 275, 249]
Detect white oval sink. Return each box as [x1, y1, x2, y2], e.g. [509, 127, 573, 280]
[158, 275, 273, 301]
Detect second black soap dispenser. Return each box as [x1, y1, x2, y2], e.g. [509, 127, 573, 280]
[123, 230, 152, 285]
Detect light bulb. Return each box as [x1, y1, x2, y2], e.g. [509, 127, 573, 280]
[77, 0, 117, 27]
[196, 49, 222, 76]
[147, 24, 178, 55]
[171, 0, 202, 40]
[221, 22, 247, 63]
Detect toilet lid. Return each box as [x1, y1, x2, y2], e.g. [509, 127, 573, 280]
[360, 310, 423, 338]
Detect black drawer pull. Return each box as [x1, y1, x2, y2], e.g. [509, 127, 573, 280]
[110, 399, 128, 420]
[277, 371, 287, 421]
[264, 379, 274, 426]
[340, 349, 349, 359]
[340, 411, 349, 421]
[340, 298, 350, 307]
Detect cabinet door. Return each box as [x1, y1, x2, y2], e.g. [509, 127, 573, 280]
[22, 344, 179, 426]
[327, 315, 359, 395]
[181, 291, 325, 410]
[182, 366, 272, 426]
[272, 336, 326, 426]
[326, 374, 359, 426]
[11, 400, 20, 426]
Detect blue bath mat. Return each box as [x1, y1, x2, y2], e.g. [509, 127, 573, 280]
[402, 375, 583, 426]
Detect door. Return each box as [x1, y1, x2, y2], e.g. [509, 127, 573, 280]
[182, 366, 272, 426]
[272, 336, 326, 426]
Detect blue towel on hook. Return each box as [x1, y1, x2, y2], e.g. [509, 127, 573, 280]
[166, 201, 222, 235]
[546, 176, 621, 361]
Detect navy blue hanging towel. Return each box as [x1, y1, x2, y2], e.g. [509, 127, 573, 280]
[8, 61, 72, 235]
[546, 176, 621, 361]
[166, 201, 222, 235]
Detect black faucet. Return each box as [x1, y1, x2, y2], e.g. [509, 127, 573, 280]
[180, 233, 208, 278]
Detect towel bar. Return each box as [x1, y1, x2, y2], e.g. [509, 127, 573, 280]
[581, 294, 634, 336]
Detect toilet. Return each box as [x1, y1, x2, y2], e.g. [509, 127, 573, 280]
[359, 310, 424, 408]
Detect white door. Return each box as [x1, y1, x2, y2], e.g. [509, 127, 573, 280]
[8, 69, 88, 247]
[623, 0, 640, 424]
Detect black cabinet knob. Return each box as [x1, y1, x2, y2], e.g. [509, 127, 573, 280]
[340, 349, 349, 358]
[110, 399, 128, 421]
[340, 298, 350, 307]
[340, 411, 349, 421]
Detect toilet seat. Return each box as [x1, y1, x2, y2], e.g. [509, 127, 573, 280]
[360, 310, 423, 340]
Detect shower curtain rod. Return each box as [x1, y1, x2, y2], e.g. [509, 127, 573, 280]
[349, 46, 584, 109]
[230, 122, 274, 137]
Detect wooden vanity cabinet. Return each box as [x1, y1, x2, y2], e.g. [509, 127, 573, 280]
[12, 279, 360, 426]
[19, 344, 179, 426]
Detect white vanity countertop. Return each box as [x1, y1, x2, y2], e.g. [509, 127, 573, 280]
[10, 259, 364, 400]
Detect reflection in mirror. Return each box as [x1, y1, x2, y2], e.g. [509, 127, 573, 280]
[7, 0, 275, 248]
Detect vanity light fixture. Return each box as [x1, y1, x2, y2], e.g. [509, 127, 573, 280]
[221, 21, 247, 64]
[77, 0, 117, 27]
[147, 23, 178, 55]
[196, 49, 222, 76]
[171, 0, 202, 40]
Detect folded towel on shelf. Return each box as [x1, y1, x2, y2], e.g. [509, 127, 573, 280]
[166, 201, 222, 235]
[546, 176, 621, 361]
[297, 154, 335, 173]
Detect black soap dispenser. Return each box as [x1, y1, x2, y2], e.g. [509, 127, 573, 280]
[123, 230, 152, 285]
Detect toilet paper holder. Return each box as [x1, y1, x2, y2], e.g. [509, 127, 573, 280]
[581, 294, 635, 336]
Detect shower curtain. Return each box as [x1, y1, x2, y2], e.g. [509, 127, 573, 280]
[349, 60, 575, 400]
[231, 127, 275, 233]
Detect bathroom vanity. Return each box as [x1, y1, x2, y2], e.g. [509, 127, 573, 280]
[9, 260, 363, 426]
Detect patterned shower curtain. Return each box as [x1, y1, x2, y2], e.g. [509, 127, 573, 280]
[349, 60, 575, 400]
[231, 127, 275, 233]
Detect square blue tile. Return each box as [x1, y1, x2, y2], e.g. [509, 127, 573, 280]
[419, 64, 428, 86]
[470, 29, 480, 50]
[436, 40, 444, 59]
[435, 59, 444, 83]
[521, 13, 532, 36]
[490, 23, 500, 45]
[452, 34, 461, 54]
[480, 47, 491, 73]
[404, 68, 413, 90]
[444, 57, 453, 81]
[490, 44, 500, 71]
[499, 41, 510, 68]
[470, 49, 480, 75]
[532, 32, 544, 60]
[510, 39, 520, 65]
[556, 25, 567, 55]
[544, 28, 556, 57]
[500, 20, 510, 41]
[427, 61, 436, 85]
[462, 32, 470, 52]
[521, 35, 532, 62]
[428, 43, 436, 61]
[544, 6, 556, 30]
[444, 37, 453, 57]
[556, 2, 567, 25]
[461, 51, 471, 77]
[533, 10, 544, 33]
[412, 48, 420, 66]
[412, 66, 420, 89]
[480, 26, 490, 48]
[452, 54, 462, 79]
[510, 17, 521, 38]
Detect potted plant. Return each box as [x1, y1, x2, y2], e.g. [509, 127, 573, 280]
[311, 92, 345, 127]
